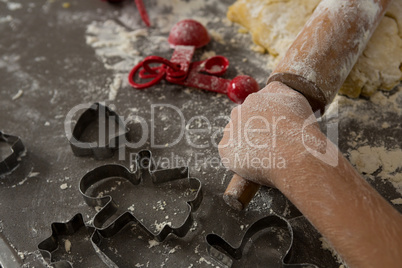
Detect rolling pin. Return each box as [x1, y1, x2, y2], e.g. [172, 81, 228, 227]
[223, 0, 393, 210]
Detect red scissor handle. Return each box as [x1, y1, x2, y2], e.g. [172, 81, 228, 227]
[128, 62, 165, 89]
[105, 0, 151, 27]
[141, 56, 184, 77]
[134, 0, 150, 27]
[128, 56, 184, 89]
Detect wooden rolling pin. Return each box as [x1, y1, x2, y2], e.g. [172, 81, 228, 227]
[223, 0, 392, 210]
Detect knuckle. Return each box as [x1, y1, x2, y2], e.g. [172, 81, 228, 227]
[259, 83, 275, 94]
[230, 106, 239, 118]
[242, 91, 261, 107]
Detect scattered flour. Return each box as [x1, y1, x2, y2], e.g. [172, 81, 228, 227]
[190, 221, 198, 232]
[28, 171, 39, 178]
[0, 0, 22, 11]
[85, 20, 150, 99]
[153, 200, 167, 211]
[148, 239, 160, 248]
[64, 239, 71, 253]
[95, 206, 102, 212]
[17, 177, 29, 186]
[17, 251, 25, 260]
[349, 146, 402, 189]
[391, 198, 402, 205]
[154, 220, 172, 232]
[11, 89, 23, 100]
[198, 257, 214, 266]
[209, 29, 225, 45]
[325, 86, 402, 196]
[108, 74, 122, 101]
[0, 15, 13, 23]
[168, 245, 181, 254]
[200, 51, 216, 61]
[7, 2, 21, 10]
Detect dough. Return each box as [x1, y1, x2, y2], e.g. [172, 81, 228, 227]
[227, 0, 402, 98]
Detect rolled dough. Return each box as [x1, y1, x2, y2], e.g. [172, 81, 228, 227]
[227, 0, 402, 98]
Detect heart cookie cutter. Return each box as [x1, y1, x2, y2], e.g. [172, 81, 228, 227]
[68, 103, 128, 160]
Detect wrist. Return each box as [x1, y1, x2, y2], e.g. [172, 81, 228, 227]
[266, 126, 330, 187]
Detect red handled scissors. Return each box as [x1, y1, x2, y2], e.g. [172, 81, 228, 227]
[128, 19, 259, 104]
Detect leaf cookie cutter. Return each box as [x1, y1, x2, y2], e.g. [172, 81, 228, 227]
[69, 103, 128, 160]
[0, 131, 25, 177]
[79, 149, 203, 241]
[206, 215, 317, 268]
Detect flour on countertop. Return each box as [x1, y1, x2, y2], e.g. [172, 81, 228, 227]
[148, 239, 160, 248]
[391, 198, 402, 205]
[200, 51, 216, 61]
[0, 15, 12, 23]
[64, 239, 72, 253]
[153, 220, 172, 232]
[325, 86, 402, 196]
[0, 0, 22, 11]
[108, 74, 122, 101]
[85, 20, 152, 99]
[11, 89, 23, 100]
[349, 146, 402, 194]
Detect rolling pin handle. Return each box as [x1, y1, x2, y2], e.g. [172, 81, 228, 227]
[223, 174, 261, 211]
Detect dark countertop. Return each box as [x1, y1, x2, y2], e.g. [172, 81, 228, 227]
[0, 0, 401, 267]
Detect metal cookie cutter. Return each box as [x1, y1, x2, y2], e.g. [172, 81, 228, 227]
[79, 149, 203, 241]
[38, 214, 101, 268]
[69, 103, 128, 160]
[38, 213, 124, 268]
[206, 215, 317, 268]
[0, 131, 25, 177]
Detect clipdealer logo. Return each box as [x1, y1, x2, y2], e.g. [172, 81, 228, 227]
[302, 103, 339, 167]
[64, 102, 230, 161]
[64, 99, 339, 168]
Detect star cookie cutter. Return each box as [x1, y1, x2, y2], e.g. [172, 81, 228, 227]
[37, 214, 96, 268]
[68, 103, 128, 160]
[0, 131, 25, 177]
[206, 215, 318, 268]
[79, 149, 203, 241]
[38, 213, 118, 268]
